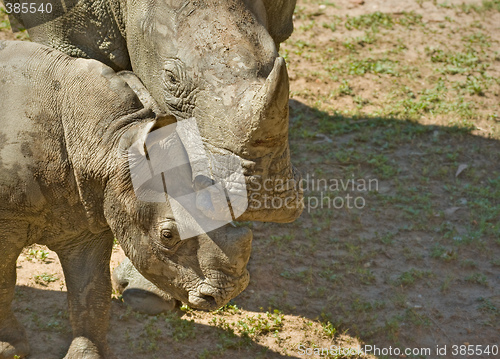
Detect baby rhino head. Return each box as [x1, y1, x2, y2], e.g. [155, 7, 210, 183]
[105, 196, 252, 310]
[102, 117, 253, 310]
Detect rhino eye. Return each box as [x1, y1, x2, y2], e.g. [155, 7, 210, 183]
[166, 71, 178, 84]
[160, 229, 180, 250]
[161, 229, 172, 238]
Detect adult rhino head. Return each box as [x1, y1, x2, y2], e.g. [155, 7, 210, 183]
[121, 0, 302, 222]
[11, 0, 302, 223]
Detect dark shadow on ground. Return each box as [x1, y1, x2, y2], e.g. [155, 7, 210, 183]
[232, 99, 500, 356]
[13, 285, 299, 359]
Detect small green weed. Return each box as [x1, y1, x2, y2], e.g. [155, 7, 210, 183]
[165, 314, 197, 341]
[33, 273, 58, 286]
[465, 273, 488, 286]
[28, 248, 50, 262]
[396, 269, 434, 286]
[322, 321, 337, 338]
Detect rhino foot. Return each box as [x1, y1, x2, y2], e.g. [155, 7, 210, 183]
[64, 337, 115, 359]
[0, 342, 29, 359]
[0, 314, 30, 359]
[121, 288, 177, 315]
[113, 258, 180, 315]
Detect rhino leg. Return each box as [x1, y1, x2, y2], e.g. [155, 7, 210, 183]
[112, 258, 179, 315]
[0, 312, 29, 359]
[54, 231, 115, 359]
[0, 230, 30, 359]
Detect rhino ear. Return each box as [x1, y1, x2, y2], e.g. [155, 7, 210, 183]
[117, 71, 162, 114]
[150, 114, 177, 132]
[129, 114, 177, 152]
[116, 112, 177, 155]
[260, 0, 296, 45]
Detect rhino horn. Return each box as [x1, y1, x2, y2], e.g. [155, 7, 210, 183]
[251, 57, 290, 147]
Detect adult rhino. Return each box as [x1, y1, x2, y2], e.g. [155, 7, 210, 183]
[8, 0, 302, 311]
[0, 40, 261, 358]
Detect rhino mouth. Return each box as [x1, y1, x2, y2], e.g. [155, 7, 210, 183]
[241, 159, 303, 222]
[187, 270, 250, 311]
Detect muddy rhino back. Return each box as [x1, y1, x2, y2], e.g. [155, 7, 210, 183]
[0, 41, 87, 243]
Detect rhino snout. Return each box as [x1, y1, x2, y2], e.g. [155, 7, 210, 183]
[187, 226, 252, 310]
[188, 270, 250, 311]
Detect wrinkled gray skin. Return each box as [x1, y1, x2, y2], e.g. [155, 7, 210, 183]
[9, 0, 301, 221]
[0, 40, 253, 359]
[8, 0, 303, 321]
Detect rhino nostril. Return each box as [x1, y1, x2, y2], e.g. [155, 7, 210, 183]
[199, 294, 217, 308]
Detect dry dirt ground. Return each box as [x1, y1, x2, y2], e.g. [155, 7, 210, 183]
[1, 0, 499, 358]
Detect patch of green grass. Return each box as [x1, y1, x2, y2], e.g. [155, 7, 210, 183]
[455, 75, 492, 96]
[318, 268, 342, 282]
[346, 58, 399, 76]
[344, 11, 423, 32]
[165, 314, 197, 341]
[27, 248, 49, 262]
[342, 32, 378, 51]
[288, 39, 315, 56]
[0, 18, 10, 31]
[322, 18, 341, 32]
[462, 32, 492, 47]
[280, 267, 313, 285]
[350, 297, 385, 313]
[396, 269, 434, 286]
[403, 308, 431, 327]
[0, 6, 10, 31]
[33, 273, 58, 286]
[210, 309, 285, 342]
[356, 268, 377, 285]
[478, 297, 499, 315]
[322, 321, 337, 338]
[270, 233, 294, 248]
[383, 316, 401, 342]
[335, 79, 354, 97]
[465, 273, 489, 286]
[441, 275, 454, 292]
[427, 47, 488, 74]
[430, 244, 457, 261]
[460, 259, 478, 268]
[236, 310, 285, 338]
[214, 302, 241, 315]
[345, 11, 394, 31]
[366, 154, 399, 179]
[125, 316, 164, 353]
[377, 232, 395, 245]
[458, 0, 500, 13]
[382, 80, 480, 126]
[45, 318, 64, 332]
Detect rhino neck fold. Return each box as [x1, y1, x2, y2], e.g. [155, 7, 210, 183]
[19, 0, 130, 71]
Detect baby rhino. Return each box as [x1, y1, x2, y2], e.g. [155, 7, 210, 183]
[0, 41, 252, 358]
